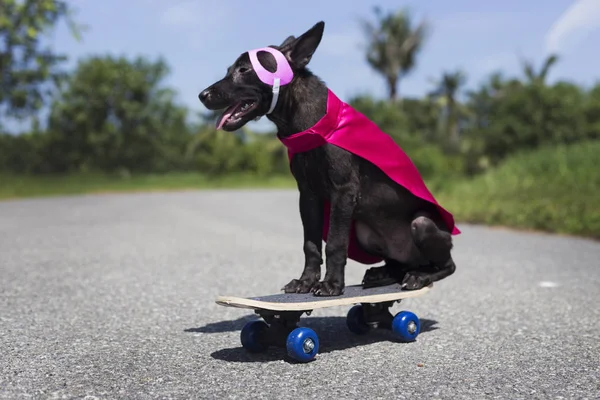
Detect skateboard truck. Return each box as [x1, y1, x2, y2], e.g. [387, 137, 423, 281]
[362, 301, 397, 330]
[241, 309, 319, 363]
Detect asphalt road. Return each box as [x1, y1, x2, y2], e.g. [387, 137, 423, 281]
[1, 190, 599, 399]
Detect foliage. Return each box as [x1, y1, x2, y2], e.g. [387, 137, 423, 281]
[0, 0, 84, 125]
[0, 130, 49, 173]
[185, 126, 288, 178]
[437, 140, 600, 239]
[428, 70, 468, 151]
[463, 73, 591, 170]
[42, 55, 191, 174]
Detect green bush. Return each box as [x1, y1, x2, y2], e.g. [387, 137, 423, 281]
[437, 140, 600, 238]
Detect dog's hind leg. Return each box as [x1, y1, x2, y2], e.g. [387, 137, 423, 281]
[401, 215, 456, 290]
[362, 260, 410, 288]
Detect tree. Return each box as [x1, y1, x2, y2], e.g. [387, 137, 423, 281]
[399, 97, 440, 142]
[428, 70, 467, 148]
[521, 54, 559, 86]
[45, 55, 191, 173]
[360, 7, 428, 101]
[0, 0, 84, 127]
[584, 82, 600, 140]
[465, 77, 587, 165]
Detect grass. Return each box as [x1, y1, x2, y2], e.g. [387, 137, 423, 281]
[436, 140, 600, 239]
[0, 172, 296, 200]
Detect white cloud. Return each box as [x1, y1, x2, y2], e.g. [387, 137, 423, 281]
[545, 0, 600, 54]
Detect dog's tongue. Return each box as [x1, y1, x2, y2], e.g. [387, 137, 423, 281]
[216, 103, 240, 130]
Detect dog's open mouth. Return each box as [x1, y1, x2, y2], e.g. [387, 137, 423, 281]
[216, 100, 258, 130]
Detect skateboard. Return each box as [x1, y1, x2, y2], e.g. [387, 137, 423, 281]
[215, 282, 432, 363]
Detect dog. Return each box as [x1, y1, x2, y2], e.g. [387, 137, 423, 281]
[198, 21, 460, 297]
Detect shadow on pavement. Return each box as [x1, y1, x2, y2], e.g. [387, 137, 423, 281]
[184, 315, 439, 364]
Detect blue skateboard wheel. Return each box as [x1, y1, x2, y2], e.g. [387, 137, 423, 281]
[346, 305, 371, 335]
[240, 320, 269, 353]
[286, 327, 319, 362]
[392, 311, 420, 342]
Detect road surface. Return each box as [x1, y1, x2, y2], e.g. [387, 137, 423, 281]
[1, 190, 599, 399]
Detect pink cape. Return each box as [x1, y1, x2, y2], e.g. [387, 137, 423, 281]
[278, 89, 460, 265]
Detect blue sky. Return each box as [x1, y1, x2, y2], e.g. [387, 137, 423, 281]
[13, 0, 600, 132]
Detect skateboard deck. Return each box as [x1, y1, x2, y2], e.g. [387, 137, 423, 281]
[216, 282, 432, 312]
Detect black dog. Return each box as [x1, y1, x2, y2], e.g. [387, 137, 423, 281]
[199, 21, 458, 297]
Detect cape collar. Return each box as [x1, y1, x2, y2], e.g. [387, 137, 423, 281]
[277, 89, 342, 154]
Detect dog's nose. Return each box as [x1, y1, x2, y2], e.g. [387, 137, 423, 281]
[198, 89, 210, 103]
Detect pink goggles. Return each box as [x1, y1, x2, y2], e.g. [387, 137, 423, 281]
[247, 47, 294, 115]
[247, 47, 294, 86]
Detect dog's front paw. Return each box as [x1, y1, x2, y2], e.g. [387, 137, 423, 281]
[311, 280, 344, 296]
[401, 271, 432, 290]
[283, 278, 318, 294]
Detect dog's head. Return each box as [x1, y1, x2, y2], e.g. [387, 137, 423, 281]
[198, 21, 325, 132]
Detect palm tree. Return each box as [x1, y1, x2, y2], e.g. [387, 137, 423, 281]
[521, 53, 559, 85]
[429, 70, 467, 147]
[519, 53, 560, 150]
[360, 7, 428, 101]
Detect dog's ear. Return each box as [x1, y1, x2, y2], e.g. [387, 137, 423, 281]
[279, 35, 296, 48]
[284, 21, 325, 69]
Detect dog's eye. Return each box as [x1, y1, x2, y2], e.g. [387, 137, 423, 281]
[238, 67, 249, 74]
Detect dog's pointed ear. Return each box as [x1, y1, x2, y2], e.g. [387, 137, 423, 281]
[279, 35, 296, 48]
[284, 21, 325, 69]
